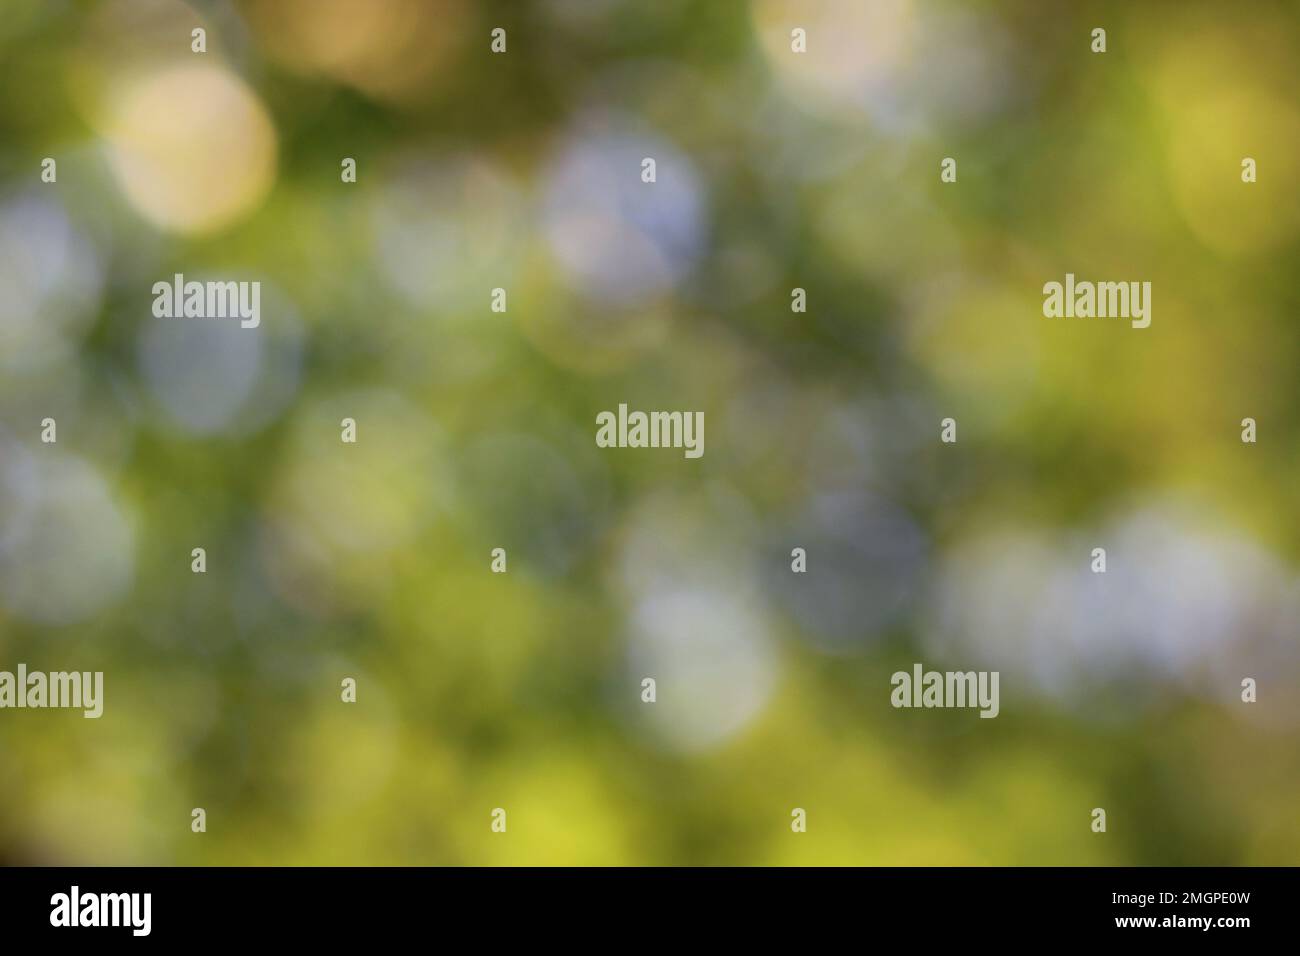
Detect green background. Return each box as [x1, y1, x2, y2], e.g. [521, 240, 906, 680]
[0, 0, 1298, 865]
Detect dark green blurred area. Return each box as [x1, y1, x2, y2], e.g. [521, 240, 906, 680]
[0, 0, 1298, 865]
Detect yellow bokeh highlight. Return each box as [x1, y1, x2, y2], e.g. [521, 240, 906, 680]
[102, 64, 277, 236]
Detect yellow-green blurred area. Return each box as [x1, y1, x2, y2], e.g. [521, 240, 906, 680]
[0, 0, 1298, 865]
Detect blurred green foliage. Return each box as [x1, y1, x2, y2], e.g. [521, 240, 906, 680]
[0, 0, 1298, 865]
